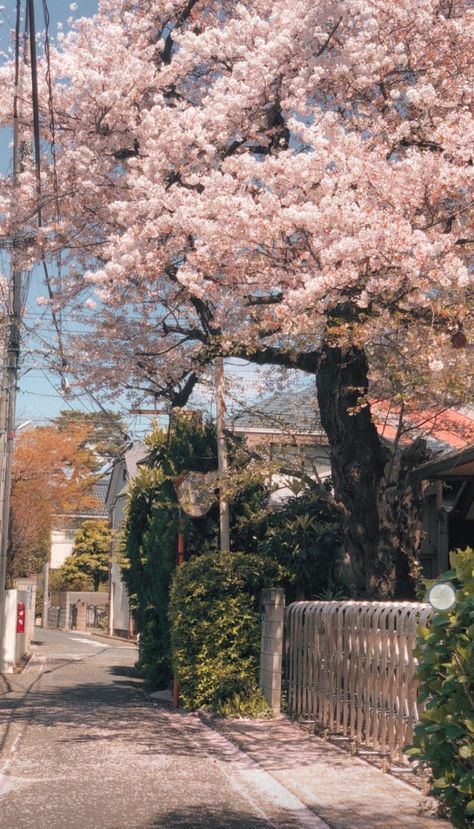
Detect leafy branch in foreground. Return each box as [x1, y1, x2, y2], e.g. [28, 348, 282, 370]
[406, 548, 474, 828]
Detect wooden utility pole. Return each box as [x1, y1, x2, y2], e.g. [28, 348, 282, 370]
[215, 357, 230, 552]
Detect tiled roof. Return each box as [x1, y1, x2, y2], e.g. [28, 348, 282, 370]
[124, 443, 147, 478]
[372, 402, 474, 453]
[230, 389, 474, 457]
[230, 387, 322, 434]
[413, 443, 474, 480]
[67, 477, 110, 518]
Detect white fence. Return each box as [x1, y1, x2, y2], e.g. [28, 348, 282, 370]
[284, 601, 432, 760]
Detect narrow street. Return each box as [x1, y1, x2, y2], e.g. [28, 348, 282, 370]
[0, 628, 325, 829]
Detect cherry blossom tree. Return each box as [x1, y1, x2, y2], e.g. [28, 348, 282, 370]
[0, 0, 473, 596]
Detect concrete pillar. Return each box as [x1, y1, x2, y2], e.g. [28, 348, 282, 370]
[259, 588, 285, 716]
[76, 601, 87, 631]
[0, 590, 18, 673]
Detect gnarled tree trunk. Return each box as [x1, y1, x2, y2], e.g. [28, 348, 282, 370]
[316, 343, 429, 599]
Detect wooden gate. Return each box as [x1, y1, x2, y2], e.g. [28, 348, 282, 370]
[284, 601, 432, 760]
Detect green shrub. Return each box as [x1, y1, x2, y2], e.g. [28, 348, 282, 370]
[406, 547, 474, 828]
[121, 420, 221, 688]
[169, 550, 280, 712]
[231, 479, 347, 602]
[123, 418, 345, 692]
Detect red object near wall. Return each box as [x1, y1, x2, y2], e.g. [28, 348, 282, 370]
[16, 602, 25, 634]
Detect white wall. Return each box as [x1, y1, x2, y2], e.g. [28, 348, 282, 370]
[111, 562, 131, 633]
[50, 526, 77, 568]
[109, 494, 132, 635]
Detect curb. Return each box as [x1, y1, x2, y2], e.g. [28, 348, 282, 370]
[193, 710, 330, 829]
[90, 631, 138, 645]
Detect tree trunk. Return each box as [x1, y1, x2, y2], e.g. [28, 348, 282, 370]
[316, 343, 427, 599]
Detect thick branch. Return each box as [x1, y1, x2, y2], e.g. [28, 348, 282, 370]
[162, 0, 201, 64]
[231, 345, 319, 374]
[169, 373, 199, 407]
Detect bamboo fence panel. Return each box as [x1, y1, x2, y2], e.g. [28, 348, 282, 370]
[284, 601, 432, 760]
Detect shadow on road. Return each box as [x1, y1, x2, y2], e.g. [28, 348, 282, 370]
[119, 807, 275, 828]
[0, 669, 346, 773]
[1, 659, 342, 776]
[0, 673, 227, 761]
[108, 665, 140, 679]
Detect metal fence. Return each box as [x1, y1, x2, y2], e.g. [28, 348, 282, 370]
[86, 604, 107, 629]
[284, 601, 433, 760]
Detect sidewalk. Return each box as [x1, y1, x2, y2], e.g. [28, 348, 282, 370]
[202, 715, 453, 829]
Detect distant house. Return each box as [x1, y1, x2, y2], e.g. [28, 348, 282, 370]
[50, 478, 109, 569]
[105, 443, 146, 637]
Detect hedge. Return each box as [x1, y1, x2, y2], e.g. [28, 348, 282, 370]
[406, 548, 474, 828]
[169, 550, 280, 713]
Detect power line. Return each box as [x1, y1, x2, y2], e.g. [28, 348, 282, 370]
[26, 0, 68, 393]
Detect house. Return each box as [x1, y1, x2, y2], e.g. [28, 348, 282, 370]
[105, 443, 146, 637]
[229, 387, 332, 503]
[373, 403, 474, 577]
[230, 388, 474, 578]
[50, 478, 109, 569]
[414, 443, 474, 578]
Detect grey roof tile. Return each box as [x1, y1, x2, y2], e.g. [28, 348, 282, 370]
[231, 387, 321, 433]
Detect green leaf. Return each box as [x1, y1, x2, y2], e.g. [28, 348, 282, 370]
[446, 725, 466, 739]
[404, 747, 422, 757]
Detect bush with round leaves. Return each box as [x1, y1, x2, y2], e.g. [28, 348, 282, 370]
[169, 550, 280, 713]
[406, 547, 474, 828]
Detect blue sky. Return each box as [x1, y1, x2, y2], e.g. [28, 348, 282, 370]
[0, 1, 99, 59]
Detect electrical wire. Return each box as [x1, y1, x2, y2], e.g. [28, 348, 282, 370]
[26, 0, 68, 391]
[41, 0, 60, 223]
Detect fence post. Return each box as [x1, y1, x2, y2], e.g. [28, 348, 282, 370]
[259, 588, 285, 715]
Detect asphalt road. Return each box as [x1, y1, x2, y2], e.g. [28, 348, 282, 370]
[0, 628, 326, 829]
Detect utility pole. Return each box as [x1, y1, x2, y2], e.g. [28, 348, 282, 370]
[0, 226, 23, 670]
[42, 561, 49, 629]
[0, 1, 25, 670]
[0, 264, 22, 577]
[215, 356, 230, 552]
